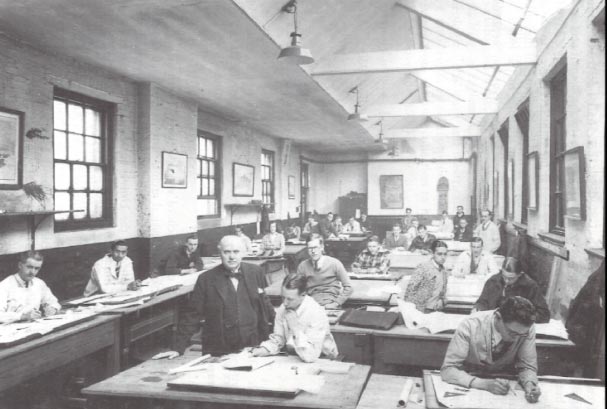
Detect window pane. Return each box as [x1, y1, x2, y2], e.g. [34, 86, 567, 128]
[85, 108, 100, 136]
[90, 193, 103, 218]
[54, 100, 66, 130]
[73, 193, 87, 218]
[201, 160, 208, 176]
[209, 162, 215, 177]
[54, 131, 67, 160]
[89, 166, 103, 190]
[202, 178, 209, 196]
[206, 139, 214, 158]
[199, 138, 206, 157]
[73, 164, 88, 190]
[54, 163, 71, 190]
[209, 179, 215, 196]
[85, 137, 101, 163]
[199, 179, 203, 197]
[68, 133, 84, 161]
[54, 192, 71, 220]
[197, 159, 202, 177]
[68, 104, 84, 134]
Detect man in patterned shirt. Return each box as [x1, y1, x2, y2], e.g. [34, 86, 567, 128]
[351, 236, 390, 274]
[403, 240, 449, 312]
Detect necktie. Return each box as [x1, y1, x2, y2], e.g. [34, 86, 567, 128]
[313, 260, 320, 271]
[227, 271, 241, 279]
[115, 263, 121, 278]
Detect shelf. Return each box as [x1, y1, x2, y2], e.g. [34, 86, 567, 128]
[223, 203, 273, 225]
[0, 210, 83, 249]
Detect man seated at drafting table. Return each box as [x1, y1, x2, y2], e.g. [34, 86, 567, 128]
[251, 274, 338, 362]
[351, 235, 390, 275]
[344, 216, 361, 233]
[408, 224, 437, 254]
[0, 250, 60, 323]
[161, 234, 204, 275]
[383, 223, 408, 250]
[83, 240, 141, 296]
[403, 240, 449, 312]
[451, 237, 500, 278]
[261, 221, 285, 256]
[441, 296, 541, 403]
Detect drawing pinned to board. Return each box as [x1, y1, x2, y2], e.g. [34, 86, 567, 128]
[162, 152, 188, 188]
[0, 107, 24, 189]
[233, 162, 255, 197]
[379, 175, 403, 209]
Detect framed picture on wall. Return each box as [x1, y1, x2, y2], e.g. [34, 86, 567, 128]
[288, 175, 296, 199]
[233, 162, 255, 197]
[161, 152, 188, 188]
[527, 151, 539, 211]
[563, 146, 586, 220]
[379, 175, 403, 209]
[507, 159, 514, 218]
[0, 107, 24, 189]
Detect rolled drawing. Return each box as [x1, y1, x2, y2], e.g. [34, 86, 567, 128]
[398, 378, 414, 407]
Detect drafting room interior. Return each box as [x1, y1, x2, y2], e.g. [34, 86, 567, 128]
[0, 0, 604, 408]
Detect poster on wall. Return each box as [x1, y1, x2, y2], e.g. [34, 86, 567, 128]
[379, 175, 403, 209]
[527, 151, 539, 210]
[0, 108, 24, 189]
[563, 146, 586, 220]
[233, 162, 255, 197]
[162, 152, 188, 188]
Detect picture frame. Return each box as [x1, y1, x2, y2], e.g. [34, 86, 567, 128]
[563, 146, 586, 220]
[507, 159, 514, 219]
[0, 107, 24, 189]
[379, 175, 403, 209]
[161, 152, 188, 188]
[527, 151, 539, 211]
[233, 162, 255, 197]
[288, 175, 296, 199]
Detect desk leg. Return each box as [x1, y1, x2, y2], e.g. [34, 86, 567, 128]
[105, 318, 121, 377]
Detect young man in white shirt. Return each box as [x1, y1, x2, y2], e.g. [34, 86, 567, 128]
[84, 240, 140, 296]
[0, 250, 60, 323]
[451, 237, 500, 278]
[252, 273, 338, 362]
[474, 209, 501, 254]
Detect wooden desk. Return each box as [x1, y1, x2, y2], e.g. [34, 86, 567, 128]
[0, 314, 120, 393]
[356, 374, 425, 409]
[244, 257, 287, 284]
[82, 353, 371, 409]
[324, 237, 367, 267]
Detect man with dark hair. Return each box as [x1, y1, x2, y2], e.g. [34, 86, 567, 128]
[441, 296, 541, 403]
[473, 257, 550, 323]
[453, 205, 466, 228]
[0, 250, 60, 323]
[408, 224, 437, 254]
[453, 218, 473, 242]
[359, 213, 370, 233]
[352, 236, 390, 274]
[451, 237, 500, 277]
[383, 223, 408, 250]
[162, 235, 204, 275]
[474, 209, 501, 254]
[401, 208, 414, 231]
[252, 274, 338, 362]
[261, 221, 285, 255]
[404, 240, 449, 312]
[437, 210, 454, 234]
[319, 212, 337, 239]
[84, 240, 140, 296]
[297, 234, 352, 309]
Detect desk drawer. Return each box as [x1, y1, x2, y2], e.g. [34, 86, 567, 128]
[333, 332, 372, 365]
[374, 335, 447, 370]
[127, 309, 178, 343]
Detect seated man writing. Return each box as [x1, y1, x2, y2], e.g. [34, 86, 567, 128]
[251, 274, 338, 362]
[473, 257, 550, 323]
[261, 221, 285, 256]
[408, 224, 437, 254]
[451, 238, 500, 278]
[351, 236, 390, 275]
[383, 223, 408, 250]
[404, 240, 449, 312]
[453, 218, 473, 242]
[0, 250, 60, 323]
[162, 235, 204, 275]
[344, 216, 361, 233]
[297, 234, 353, 309]
[441, 296, 541, 403]
[84, 240, 141, 296]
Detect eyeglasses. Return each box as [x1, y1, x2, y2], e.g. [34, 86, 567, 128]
[434, 251, 448, 256]
[307, 246, 322, 252]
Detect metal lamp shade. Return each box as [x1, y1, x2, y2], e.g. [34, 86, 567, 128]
[278, 45, 315, 65]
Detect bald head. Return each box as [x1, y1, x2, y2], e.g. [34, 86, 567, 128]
[218, 235, 246, 271]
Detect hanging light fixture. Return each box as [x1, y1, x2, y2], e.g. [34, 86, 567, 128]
[374, 120, 384, 142]
[278, 0, 315, 65]
[347, 86, 368, 121]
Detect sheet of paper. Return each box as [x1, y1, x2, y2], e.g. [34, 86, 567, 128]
[535, 319, 569, 340]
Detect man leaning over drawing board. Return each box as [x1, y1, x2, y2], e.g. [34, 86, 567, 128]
[251, 273, 338, 362]
[441, 296, 541, 403]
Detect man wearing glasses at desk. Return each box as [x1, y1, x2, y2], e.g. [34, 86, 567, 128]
[441, 296, 542, 403]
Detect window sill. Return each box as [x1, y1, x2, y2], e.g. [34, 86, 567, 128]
[537, 231, 566, 247]
[527, 231, 569, 260]
[512, 221, 528, 233]
[584, 248, 605, 260]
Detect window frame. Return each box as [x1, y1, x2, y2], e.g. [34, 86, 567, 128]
[515, 99, 530, 224]
[53, 88, 114, 232]
[549, 67, 567, 235]
[196, 131, 221, 219]
[261, 149, 275, 212]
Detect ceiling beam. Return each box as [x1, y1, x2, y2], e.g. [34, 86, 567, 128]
[312, 44, 536, 76]
[397, 0, 520, 44]
[409, 12, 426, 102]
[385, 126, 482, 138]
[366, 99, 498, 117]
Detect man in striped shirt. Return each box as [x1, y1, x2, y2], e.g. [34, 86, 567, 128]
[351, 236, 390, 274]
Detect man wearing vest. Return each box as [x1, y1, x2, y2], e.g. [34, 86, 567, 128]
[166, 235, 275, 357]
[474, 209, 501, 254]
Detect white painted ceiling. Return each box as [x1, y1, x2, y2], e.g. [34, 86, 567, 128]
[0, 0, 571, 152]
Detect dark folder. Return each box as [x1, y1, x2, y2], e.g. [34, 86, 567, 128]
[338, 309, 399, 330]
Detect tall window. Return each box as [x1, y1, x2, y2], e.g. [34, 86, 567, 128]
[515, 99, 530, 224]
[549, 68, 567, 235]
[498, 121, 509, 218]
[261, 150, 274, 209]
[197, 132, 220, 217]
[53, 88, 113, 230]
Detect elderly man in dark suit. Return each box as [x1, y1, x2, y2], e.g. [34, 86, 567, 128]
[159, 235, 275, 357]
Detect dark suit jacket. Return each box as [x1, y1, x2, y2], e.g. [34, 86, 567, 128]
[174, 262, 275, 355]
[163, 246, 204, 275]
[319, 218, 336, 239]
[453, 226, 473, 242]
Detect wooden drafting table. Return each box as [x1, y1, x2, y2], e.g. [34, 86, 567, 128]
[283, 243, 308, 274]
[356, 374, 425, 409]
[243, 257, 287, 284]
[82, 352, 371, 409]
[324, 237, 367, 267]
[0, 314, 120, 393]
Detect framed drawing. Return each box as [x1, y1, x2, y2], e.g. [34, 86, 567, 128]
[0, 107, 24, 189]
[288, 175, 296, 199]
[507, 159, 514, 218]
[563, 146, 586, 220]
[379, 175, 403, 209]
[527, 151, 539, 211]
[233, 162, 254, 197]
[161, 152, 188, 188]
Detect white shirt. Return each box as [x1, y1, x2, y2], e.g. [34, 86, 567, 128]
[438, 218, 454, 234]
[474, 221, 501, 254]
[260, 295, 338, 362]
[0, 274, 60, 323]
[345, 220, 361, 233]
[84, 255, 135, 296]
[451, 251, 500, 278]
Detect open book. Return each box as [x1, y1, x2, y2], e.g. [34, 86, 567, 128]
[397, 299, 467, 333]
